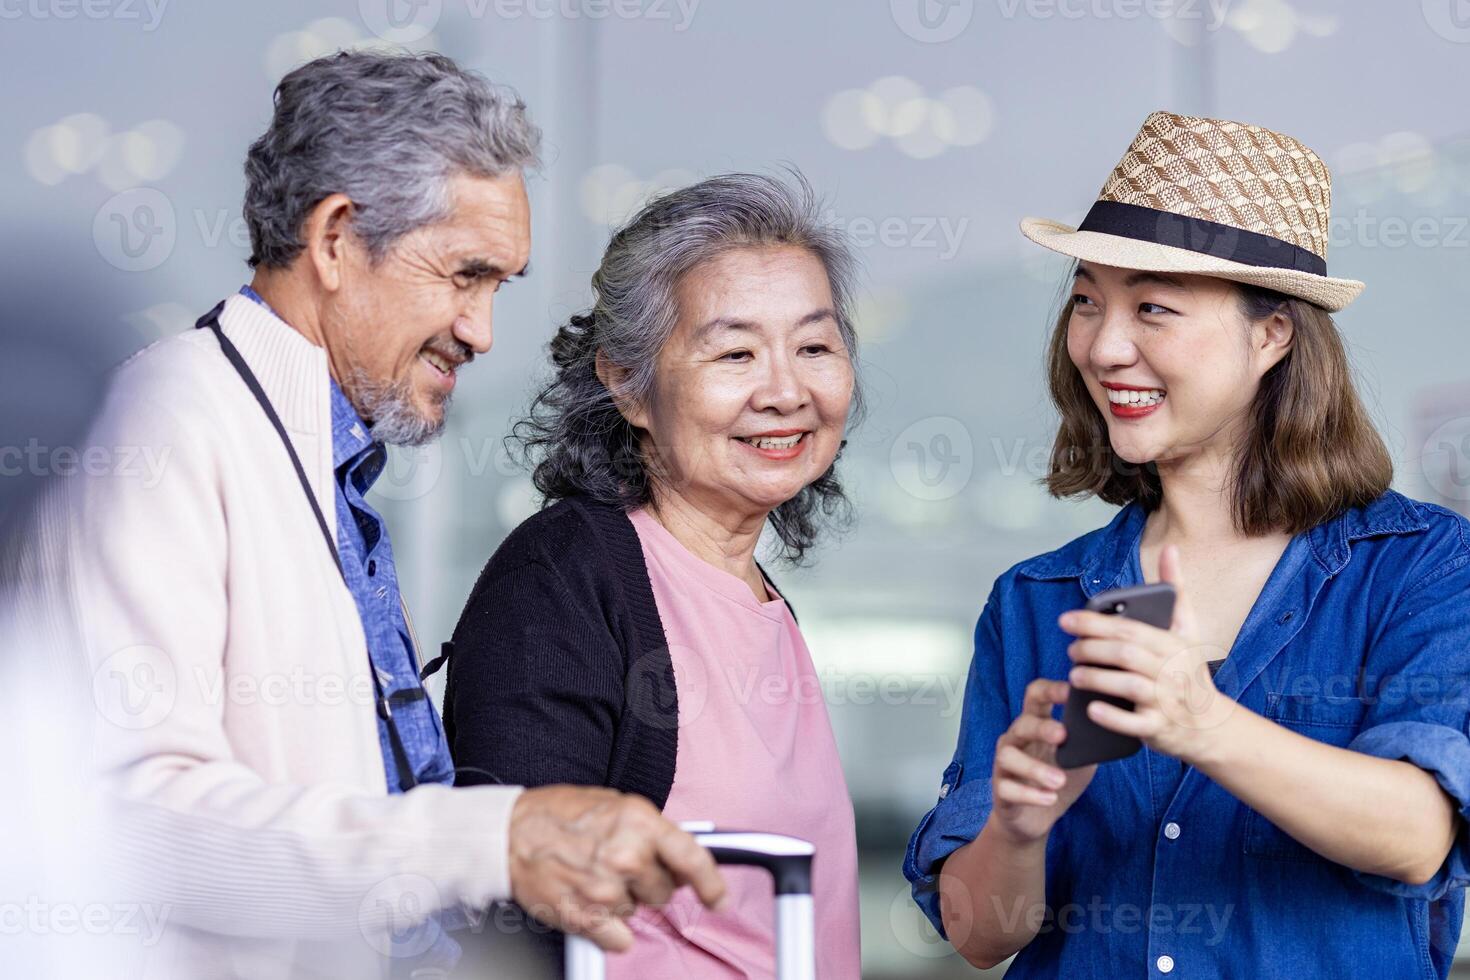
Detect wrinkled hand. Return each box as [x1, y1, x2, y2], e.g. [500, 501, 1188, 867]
[1060, 544, 1236, 763]
[507, 786, 727, 951]
[990, 678, 1096, 845]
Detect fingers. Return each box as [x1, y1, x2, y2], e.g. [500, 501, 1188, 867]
[1069, 664, 1153, 705]
[654, 824, 727, 911]
[1009, 711, 1068, 748]
[1021, 677, 1068, 718]
[997, 744, 1067, 793]
[571, 905, 636, 953]
[1158, 544, 1199, 635]
[1067, 638, 1157, 675]
[1087, 698, 1157, 738]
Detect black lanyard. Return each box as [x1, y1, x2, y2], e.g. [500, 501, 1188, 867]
[196, 301, 421, 792]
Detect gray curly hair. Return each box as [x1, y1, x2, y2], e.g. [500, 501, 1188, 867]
[244, 50, 541, 269]
[512, 171, 865, 564]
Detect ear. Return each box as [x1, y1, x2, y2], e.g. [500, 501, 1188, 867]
[300, 193, 358, 294]
[595, 349, 649, 430]
[1254, 308, 1294, 373]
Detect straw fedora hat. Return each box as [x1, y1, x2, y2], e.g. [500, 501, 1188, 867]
[1021, 110, 1363, 311]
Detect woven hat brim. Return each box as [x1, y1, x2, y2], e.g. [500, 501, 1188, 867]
[1020, 217, 1364, 312]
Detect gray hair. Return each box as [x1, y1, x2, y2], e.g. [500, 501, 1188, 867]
[244, 50, 541, 269]
[512, 171, 865, 564]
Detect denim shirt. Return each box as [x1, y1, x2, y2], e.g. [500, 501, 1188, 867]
[905, 490, 1470, 979]
[238, 287, 454, 793]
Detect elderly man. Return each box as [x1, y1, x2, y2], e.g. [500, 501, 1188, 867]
[21, 51, 723, 979]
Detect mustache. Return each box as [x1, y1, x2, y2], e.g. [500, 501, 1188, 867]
[421, 335, 474, 368]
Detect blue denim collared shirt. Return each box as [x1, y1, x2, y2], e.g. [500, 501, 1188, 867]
[905, 490, 1470, 979]
[238, 287, 454, 793]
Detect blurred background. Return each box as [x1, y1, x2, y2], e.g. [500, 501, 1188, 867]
[5, 0, 1470, 975]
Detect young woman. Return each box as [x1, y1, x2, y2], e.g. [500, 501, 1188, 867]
[905, 112, 1470, 978]
[445, 173, 863, 977]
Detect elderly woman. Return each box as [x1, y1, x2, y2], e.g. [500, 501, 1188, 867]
[444, 173, 863, 977]
[904, 112, 1470, 978]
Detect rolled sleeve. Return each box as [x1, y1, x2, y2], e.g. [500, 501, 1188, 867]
[903, 585, 1014, 938]
[903, 762, 993, 938]
[1349, 721, 1470, 898]
[1346, 522, 1470, 900]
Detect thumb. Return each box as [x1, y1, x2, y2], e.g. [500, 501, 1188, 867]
[1157, 544, 1198, 635]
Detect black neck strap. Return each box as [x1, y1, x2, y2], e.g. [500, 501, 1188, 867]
[196, 301, 420, 792]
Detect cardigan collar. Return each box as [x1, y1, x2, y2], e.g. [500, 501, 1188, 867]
[216, 291, 331, 437]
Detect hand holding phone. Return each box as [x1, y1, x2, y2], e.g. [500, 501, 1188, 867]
[1055, 583, 1176, 769]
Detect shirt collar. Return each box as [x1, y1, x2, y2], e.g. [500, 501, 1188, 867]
[1015, 491, 1432, 592]
[238, 285, 381, 476]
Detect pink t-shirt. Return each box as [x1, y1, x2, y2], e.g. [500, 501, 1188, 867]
[606, 508, 862, 980]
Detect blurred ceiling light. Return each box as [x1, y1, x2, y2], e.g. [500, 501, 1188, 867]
[579, 164, 696, 226]
[1225, 0, 1337, 54]
[24, 114, 183, 191]
[263, 16, 423, 81]
[822, 78, 995, 158]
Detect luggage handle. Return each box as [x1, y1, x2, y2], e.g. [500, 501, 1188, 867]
[565, 823, 816, 980]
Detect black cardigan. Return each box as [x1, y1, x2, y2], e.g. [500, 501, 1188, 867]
[442, 495, 794, 975]
[444, 495, 680, 808]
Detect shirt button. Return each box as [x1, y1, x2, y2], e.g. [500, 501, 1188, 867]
[1157, 954, 1175, 973]
[367, 560, 376, 577]
[1164, 822, 1181, 840]
[939, 783, 950, 799]
[375, 586, 387, 599]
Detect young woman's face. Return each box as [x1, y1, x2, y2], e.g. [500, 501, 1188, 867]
[1065, 262, 1292, 468]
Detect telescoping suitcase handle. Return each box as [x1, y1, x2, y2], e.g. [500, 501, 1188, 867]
[565, 822, 816, 980]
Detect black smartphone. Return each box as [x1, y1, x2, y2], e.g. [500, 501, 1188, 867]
[1055, 582, 1176, 769]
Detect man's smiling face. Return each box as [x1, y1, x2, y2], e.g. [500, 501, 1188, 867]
[325, 170, 532, 444]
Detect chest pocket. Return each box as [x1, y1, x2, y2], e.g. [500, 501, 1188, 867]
[1243, 693, 1370, 862]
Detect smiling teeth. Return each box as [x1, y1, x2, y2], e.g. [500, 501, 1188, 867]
[1108, 388, 1165, 406]
[420, 351, 453, 374]
[742, 434, 803, 449]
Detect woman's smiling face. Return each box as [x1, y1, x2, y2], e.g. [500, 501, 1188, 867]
[1066, 262, 1293, 469]
[624, 244, 855, 521]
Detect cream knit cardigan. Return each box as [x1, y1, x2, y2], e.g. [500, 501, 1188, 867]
[24, 293, 523, 978]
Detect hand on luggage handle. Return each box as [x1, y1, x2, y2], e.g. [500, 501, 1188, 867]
[564, 822, 816, 980]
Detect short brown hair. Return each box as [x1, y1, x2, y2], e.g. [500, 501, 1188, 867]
[1043, 273, 1393, 536]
